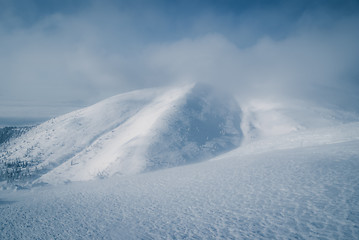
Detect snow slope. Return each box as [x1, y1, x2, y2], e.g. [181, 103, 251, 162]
[1, 83, 243, 185]
[1, 84, 359, 239]
[239, 98, 359, 143]
[215, 122, 359, 161]
[1, 123, 358, 239]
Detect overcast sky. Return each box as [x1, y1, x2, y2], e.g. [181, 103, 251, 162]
[1, 0, 359, 121]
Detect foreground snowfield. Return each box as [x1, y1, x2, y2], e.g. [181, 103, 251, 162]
[1, 124, 359, 239]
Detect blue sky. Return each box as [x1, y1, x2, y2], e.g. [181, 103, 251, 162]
[1, 0, 359, 121]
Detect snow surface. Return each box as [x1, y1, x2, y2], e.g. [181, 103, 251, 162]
[1, 84, 359, 239]
[0, 127, 358, 239]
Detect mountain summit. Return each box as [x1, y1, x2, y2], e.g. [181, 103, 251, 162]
[1, 83, 243, 185]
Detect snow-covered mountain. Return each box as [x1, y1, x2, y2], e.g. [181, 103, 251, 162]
[1, 83, 243, 185]
[2, 83, 359, 187]
[1, 120, 359, 239]
[1, 84, 359, 239]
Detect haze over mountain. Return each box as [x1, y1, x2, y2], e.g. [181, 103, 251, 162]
[1, 1, 359, 239]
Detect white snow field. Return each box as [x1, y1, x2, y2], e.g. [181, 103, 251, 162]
[0, 129, 358, 239]
[1, 84, 359, 239]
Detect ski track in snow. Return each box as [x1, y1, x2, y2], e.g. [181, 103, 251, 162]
[1, 140, 358, 239]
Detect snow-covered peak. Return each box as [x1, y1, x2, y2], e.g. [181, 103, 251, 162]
[3, 83, 358, 187]
[1, 83, 243, 185]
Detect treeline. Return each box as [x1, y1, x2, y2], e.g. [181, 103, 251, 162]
[0, 126, 32, 145]
[0, 158, 42, 183]
[0, 126, 40, 186]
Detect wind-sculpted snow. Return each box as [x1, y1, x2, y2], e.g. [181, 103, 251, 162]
[0, 87, 163, 185]
[213, 122, 359, 161]
[1, 138, 358, 239]
[1, 86, 359, 238]
[146, 84, 242, 170]
[239, 98, 359, 143]
[0, 83, 243, 185]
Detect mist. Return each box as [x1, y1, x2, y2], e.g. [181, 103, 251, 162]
[1, 0, 359, 120]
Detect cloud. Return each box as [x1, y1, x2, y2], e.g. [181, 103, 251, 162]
[143, 14, 359, 102]
[0, 0, 359, 119]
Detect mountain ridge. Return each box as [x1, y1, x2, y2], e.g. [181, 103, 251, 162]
[1, 83, 243, 186]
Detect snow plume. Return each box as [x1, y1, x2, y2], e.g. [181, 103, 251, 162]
[0, 0, 359, 119]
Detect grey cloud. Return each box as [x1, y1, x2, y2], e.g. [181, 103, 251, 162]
[0, 0, 359, 119]
[142, 15, 359, 102]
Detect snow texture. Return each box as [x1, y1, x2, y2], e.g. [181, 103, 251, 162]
[0, 132, 358, 239]
[1, 84, 359, 239]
